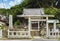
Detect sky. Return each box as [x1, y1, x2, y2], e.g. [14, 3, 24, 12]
[0, 0, 23, 9]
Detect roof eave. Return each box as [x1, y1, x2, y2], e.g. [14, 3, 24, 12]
[17, 15, 54, 17]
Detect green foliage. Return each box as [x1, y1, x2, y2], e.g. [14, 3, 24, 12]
[55, 9, 60, 21]
[45, 7, 58, 15]
[0, 8, 7, 16]
[0, 0, 59, 24]
[0, 24, 5, 29]
[45, 7, 60, 21]
[14, 20, 21, 25]
[0, 0, 58, 16]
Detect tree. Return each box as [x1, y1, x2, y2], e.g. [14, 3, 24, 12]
[55, 9, 60, 21]
[0, 8, 7, 15]
[0, 0, 59, 24]
[45, 7, 58, 15]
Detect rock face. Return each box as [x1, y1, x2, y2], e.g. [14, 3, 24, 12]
[0, 14, 6, 28]
[0, 14, 7, 22]
[0, 14, 7, 25]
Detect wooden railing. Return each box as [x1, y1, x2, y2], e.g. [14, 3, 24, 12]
[8, 30, 30, 38]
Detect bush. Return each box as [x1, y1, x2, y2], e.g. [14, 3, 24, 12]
[0, 24, 5, 30]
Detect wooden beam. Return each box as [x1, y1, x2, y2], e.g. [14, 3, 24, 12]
[17, 15, 54, 17]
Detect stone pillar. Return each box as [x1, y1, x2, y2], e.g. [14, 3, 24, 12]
[0, 30, 2, 38]
[46, 17, 48, 37]
[54, 22, 56, 31]
[28, 17, 31, 36]
[54, 22, 56, 37]
[9, 15, 13, 29]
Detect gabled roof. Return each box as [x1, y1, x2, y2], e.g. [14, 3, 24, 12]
[23, 8, 44, 15]
[17, 8, 54, 17]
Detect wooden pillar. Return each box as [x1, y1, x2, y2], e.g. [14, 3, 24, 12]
[28, 17, 31, 36]
[9, 15, 13, 29]
[46, 17, 48, 37]
[38, 21, 39, 31]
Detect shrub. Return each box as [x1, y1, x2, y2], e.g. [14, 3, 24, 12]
[0, 24, 5, 30]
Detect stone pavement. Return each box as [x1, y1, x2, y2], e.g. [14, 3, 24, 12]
[0, 39, 59, 41]
[0, 40, 32, 41]
[32, 39, 59, 41]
